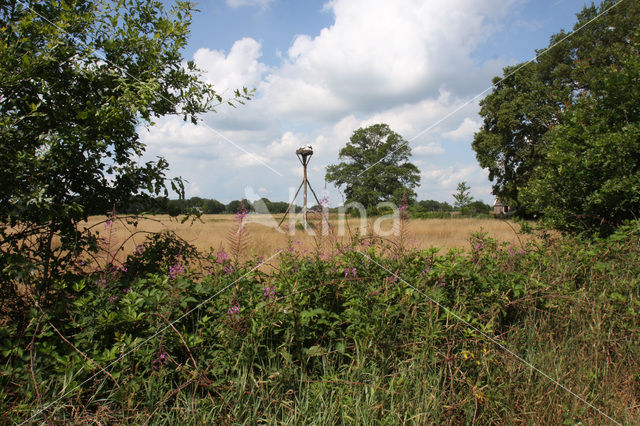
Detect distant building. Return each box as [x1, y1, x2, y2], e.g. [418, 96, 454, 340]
[492, 199, 514, 217]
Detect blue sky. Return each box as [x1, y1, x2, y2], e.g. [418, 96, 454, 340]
[145, 0, 590, 206]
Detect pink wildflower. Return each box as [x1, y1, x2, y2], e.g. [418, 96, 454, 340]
[263, 286, 276, 299]
[169, 263, 184, 279]
[152, 351, 168, 370]
[228, 304, 241, 317]
[344, 267, 357, 278]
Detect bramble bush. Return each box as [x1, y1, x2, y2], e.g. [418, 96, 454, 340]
[1, 221, 639, 423]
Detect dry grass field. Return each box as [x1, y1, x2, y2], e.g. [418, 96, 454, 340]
[83, 213, 529, 263]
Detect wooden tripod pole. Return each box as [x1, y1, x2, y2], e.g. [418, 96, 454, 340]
[302, 159, 308, 229]
[306, 180, 329, 230]
[278, 179, 304, 227]
[279, 147, 315, 229]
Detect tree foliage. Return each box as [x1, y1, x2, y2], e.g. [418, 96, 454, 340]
[522, 31, 640, 233]
[452, 181, 473, 210]
[472, 0, 640, 233]
[325, 124, 420, 208]
[0, 0, 251, 303]
[417, 199, 452, 211]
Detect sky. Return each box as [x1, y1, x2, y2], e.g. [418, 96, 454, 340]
[142, 0, 591, 206]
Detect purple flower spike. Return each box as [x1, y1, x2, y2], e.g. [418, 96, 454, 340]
[344, 267, 357, 278]
[152, 351, 169, 370]
[228, 304, 241, 317]
[169, 263, 185, 279]
[263, 285, 276, 299]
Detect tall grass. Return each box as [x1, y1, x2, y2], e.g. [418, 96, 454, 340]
[80, 214, 531, 261]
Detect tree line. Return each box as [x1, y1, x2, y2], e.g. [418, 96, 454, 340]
[119, 196, 491, 216]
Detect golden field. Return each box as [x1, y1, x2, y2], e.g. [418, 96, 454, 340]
[83, 213, 529, 262]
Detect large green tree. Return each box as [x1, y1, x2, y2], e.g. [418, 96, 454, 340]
[472, 65, 557, 209]
[522, 32, 640, 233]
[0, 0, 250, 301]
[325, 124, 420, 208]
[472, 0, 640, 232]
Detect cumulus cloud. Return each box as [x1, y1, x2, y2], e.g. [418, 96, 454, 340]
[267, 132, 311, 158]
[261, 0, 513, 120]
[413, 142, 445, 157]
[443, 117, 482, 141]
[194, 38, 268, 94]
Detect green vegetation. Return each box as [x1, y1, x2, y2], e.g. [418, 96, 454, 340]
[326, 123, 421, 208]
[473, 0, 640, 233]
[2, 221, 639, 423]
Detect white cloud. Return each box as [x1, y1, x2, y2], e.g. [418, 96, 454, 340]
[187, 183, 202, 197]
[266, 131, 310, 158]
[233, 152, 271, 168]
[421, 164, 478, 188]
[443, 117, 482, 141]
[142, 117, 215, 149]
[194, 38, 268, 94]
[260, 0, 513, 120]
[413, 143, 445, 157]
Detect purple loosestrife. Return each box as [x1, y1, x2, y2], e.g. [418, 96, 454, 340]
[385, 275, 398, 285]
[228, 304, 241, 318]
[234, 204, 248, 223]
[508, 246, 526, 256]
[169, 263, 184, 279]
[263, 285, 276, 300]
[152, 352, 168, 370]
[398, 191, 410, 221]
[216, 248, 229, 263]
[421, 267, 433, 275]
[344, 267, 357, 278]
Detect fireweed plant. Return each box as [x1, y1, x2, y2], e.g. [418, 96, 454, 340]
[1, 212, 639, 424]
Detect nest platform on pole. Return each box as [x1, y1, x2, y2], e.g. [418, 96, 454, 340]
[279, 145, 324, 229]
